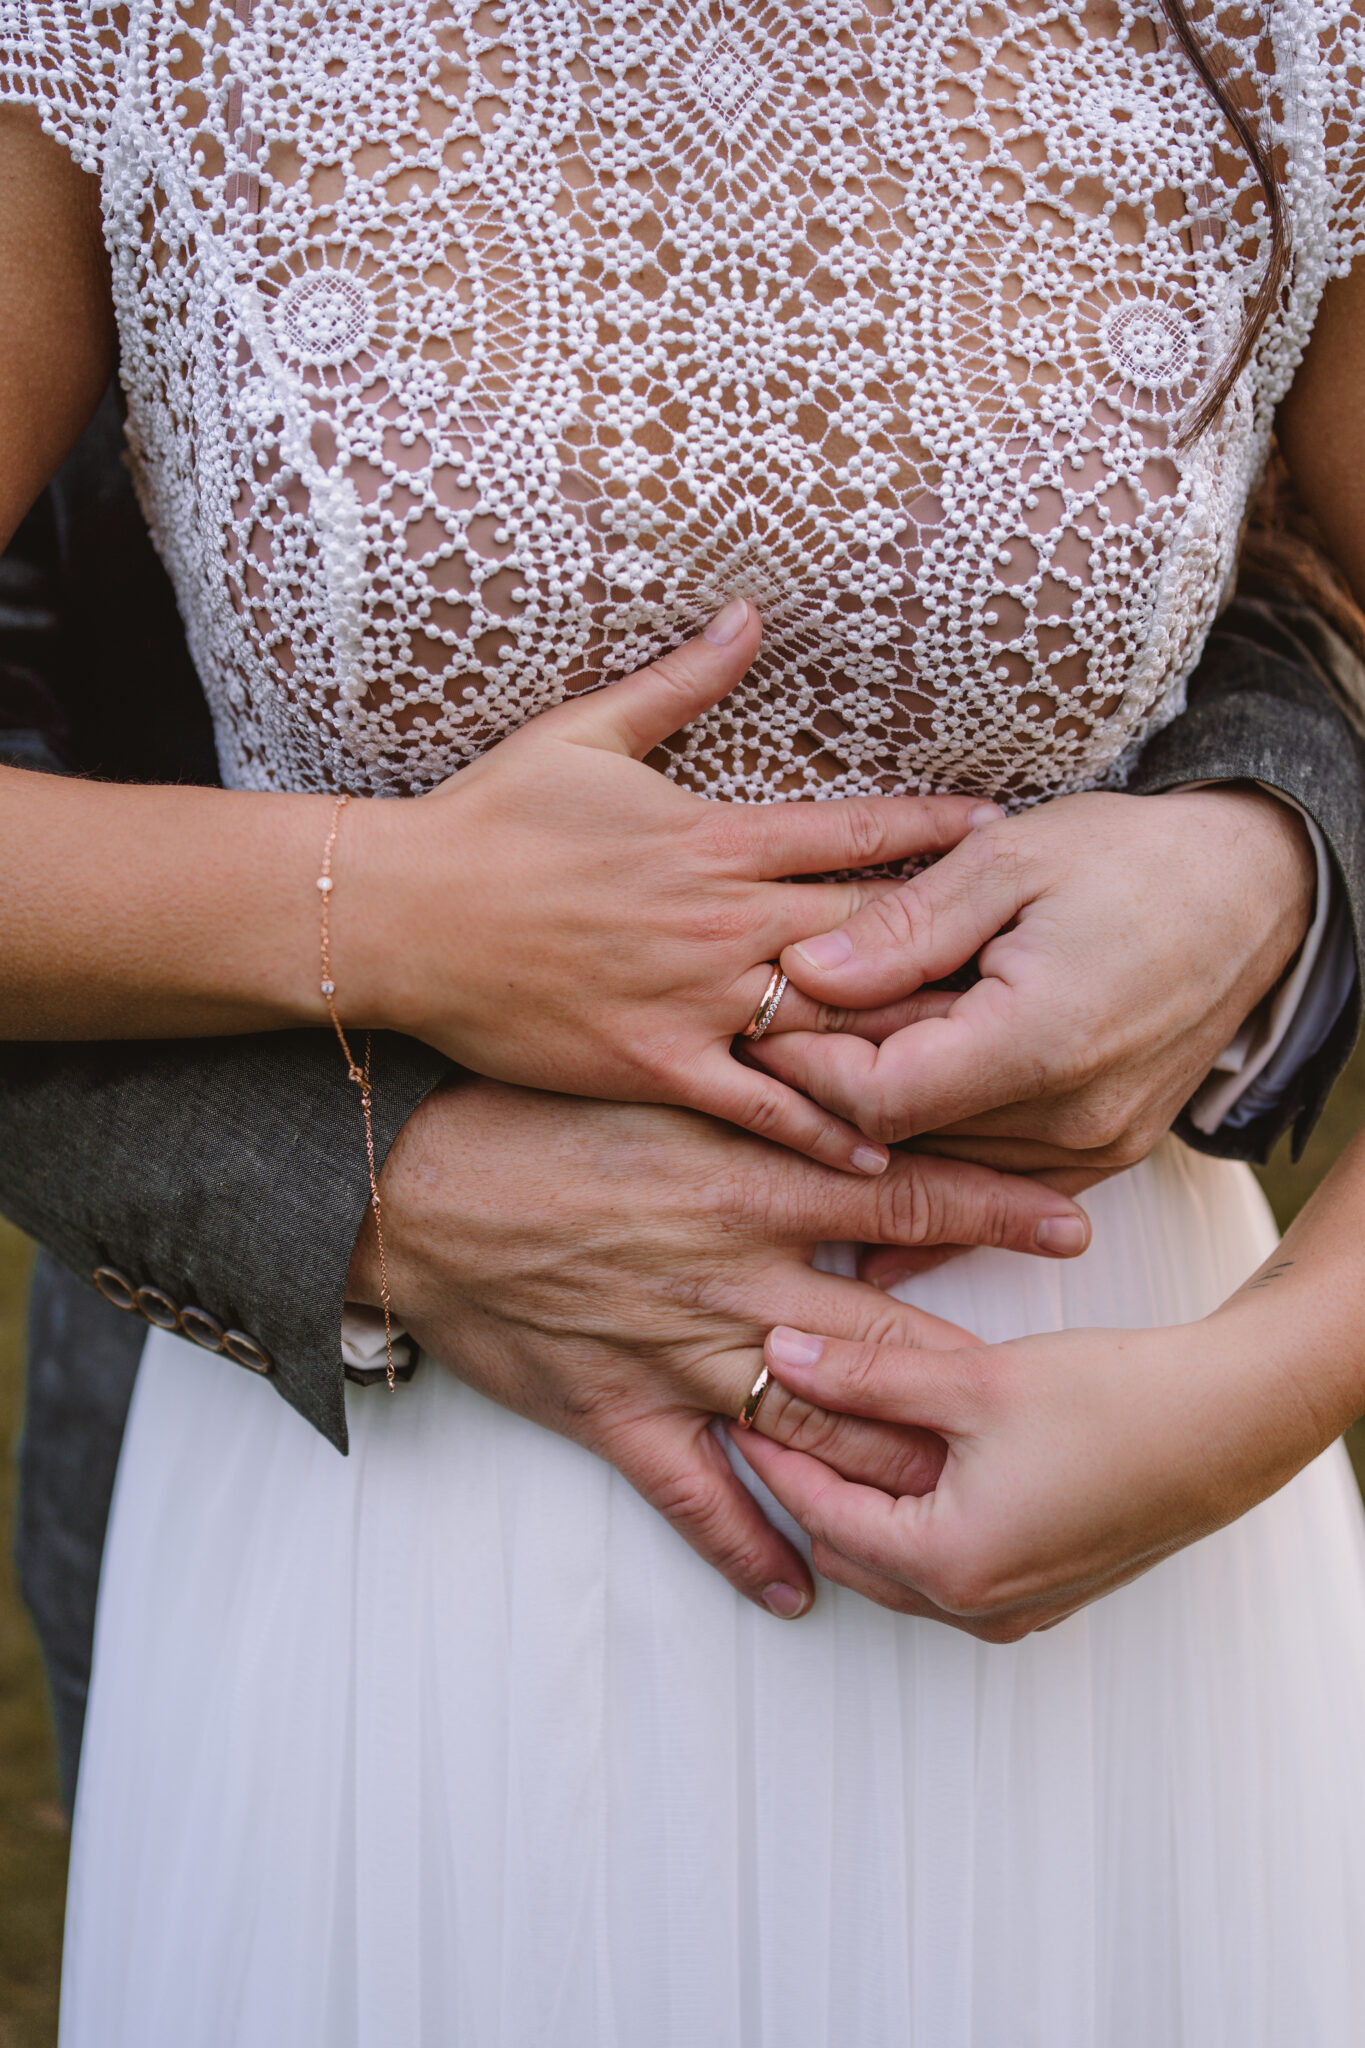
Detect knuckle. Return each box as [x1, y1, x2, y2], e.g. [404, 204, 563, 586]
[710, 1161, 763, 1227]
[740, 1088, 787, 1142]
[938, 1576, 991, 1620]
[699, 808, 754, 870]
[835, 1336, 897, 1401]
[836, 801, 891, 868]
[859, 1091, 911, 1147]
[653, 1469, 761, 1572]
[969, 825, 1028, 887]
[857, 1300, 920, 1348]
[772, 1395, 841, 1457]
[865, 887, 926, 954]
[1109, 1119, 1159, 1168]
[875, 1169, 934, 1246]
[981, 1180, 1025, 1246]
[630, 655, 703, 729]
[1052, 1092, 1121, 1151]
[1088, 1132, 1137, 1169]
[731, 1174, 806, 1249]
[954, 1347, 1001, 1418]
[809, 1537, 849, 1583]
[1134, 1118, 1166, 1163]
[928, 1553, 1000, 1618]
[688, 901, 753, 952]
[889, 1161, 1013, 1250]
[895, 1431, 949, 1494]
[970, 1610, 1038, 1645]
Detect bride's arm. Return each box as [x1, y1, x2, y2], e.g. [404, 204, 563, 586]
[0, 110, 336, 1039]
[729, 1125, 1365, 1639]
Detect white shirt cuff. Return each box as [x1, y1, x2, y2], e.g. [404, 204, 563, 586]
[1188, 790, 1354, 1134]
[340, 1303, 413, 1372]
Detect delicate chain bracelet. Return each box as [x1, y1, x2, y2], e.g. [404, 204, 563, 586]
[317, 792, 396, 1390]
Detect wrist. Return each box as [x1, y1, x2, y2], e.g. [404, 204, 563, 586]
[314, 793, 428, 1039]
[154, 787, 345, 1034]
[322, 789, 480, 1049]
[344, 1074, 465, 1309]
[1209, 1274, 1365, 1469]
[347, 1198, 382, 1306]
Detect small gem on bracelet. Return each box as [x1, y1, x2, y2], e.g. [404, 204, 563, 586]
[321, 980, 336, 996]
[317, 876, 334, 892]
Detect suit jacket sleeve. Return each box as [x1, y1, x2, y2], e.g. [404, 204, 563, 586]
[1127, 581, 1365, 1166]
[0, 1031, 451, 1453]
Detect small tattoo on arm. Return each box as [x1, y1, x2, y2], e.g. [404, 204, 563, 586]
[1238, 1258, 1295, 1295]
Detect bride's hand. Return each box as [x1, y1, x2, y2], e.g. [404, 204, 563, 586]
[343, 599, 996, 1174]
[731, 1273, 1342, 1638]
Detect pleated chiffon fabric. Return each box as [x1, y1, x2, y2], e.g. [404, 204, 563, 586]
[62, 1142, 1365, 2047]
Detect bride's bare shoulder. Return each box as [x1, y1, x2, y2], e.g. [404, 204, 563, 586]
[0, 104, 115, 551]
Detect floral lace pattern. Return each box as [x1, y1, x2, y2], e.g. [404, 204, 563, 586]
[3, 0, 1365, 799]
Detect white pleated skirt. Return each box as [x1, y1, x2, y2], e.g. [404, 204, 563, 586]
[60, 1141, 1365, 2046]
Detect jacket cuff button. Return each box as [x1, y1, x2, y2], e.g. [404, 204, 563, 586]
[178, 1306, 226, 1352]
[92, 1267, 137, 1312]
[223, 1331, 273, 1376]
[134, 1286, 180, 1330]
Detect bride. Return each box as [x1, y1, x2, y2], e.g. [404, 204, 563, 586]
[4, 0, 1365, 2038]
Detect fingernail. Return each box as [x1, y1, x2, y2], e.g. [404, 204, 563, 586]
[769, 1327, 825, 1369]
[703, 598, 750, 646]
[1035, 1215, 1088, 1255]
[762, 1582, 809, 1618]
[793, 928, 854, 970]
[969, 802, 1005, 827]
[851, 1145, 889, 1175]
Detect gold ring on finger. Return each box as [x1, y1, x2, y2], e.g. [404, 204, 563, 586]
[741, 965, 789, 1042]
[736, 1364, 773, 1429]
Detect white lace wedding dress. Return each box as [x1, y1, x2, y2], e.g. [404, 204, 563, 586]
[7, 0, 1365, 2040]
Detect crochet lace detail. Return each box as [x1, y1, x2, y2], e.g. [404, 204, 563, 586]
[3, 0, 1364, 799]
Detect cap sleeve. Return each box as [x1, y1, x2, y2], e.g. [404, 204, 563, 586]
[0, 0, 127, 175]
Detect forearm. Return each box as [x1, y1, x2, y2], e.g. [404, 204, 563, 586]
[0, 766, 348, 1037]
[1212, 1125, 1365, 1447]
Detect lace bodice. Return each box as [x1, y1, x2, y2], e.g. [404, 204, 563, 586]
[4, 0, 1365, 801]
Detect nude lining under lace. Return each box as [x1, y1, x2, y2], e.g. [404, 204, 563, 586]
[3, 0, 1364, 804]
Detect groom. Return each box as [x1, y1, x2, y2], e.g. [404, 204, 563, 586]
[4, 387, 1364, 1807]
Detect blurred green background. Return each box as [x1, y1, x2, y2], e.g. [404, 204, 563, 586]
[0, 1068, 1362, 2044]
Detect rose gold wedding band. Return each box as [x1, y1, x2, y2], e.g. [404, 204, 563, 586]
[741, 965, 789, 1042]
[737, 1365, 772, 1430]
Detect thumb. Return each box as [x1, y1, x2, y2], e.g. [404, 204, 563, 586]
[777, 820, 1023, 1008]
[544, 599, 762, 760]
[610, 1407, 815, 1618]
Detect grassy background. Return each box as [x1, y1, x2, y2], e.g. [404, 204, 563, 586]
[0, 1070, 1362, 2040]
[0, 1224, 65, 2048]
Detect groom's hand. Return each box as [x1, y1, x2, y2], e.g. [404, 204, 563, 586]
[756, 785, 1313, 1272]
[348, 1078, 1089, 1618]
